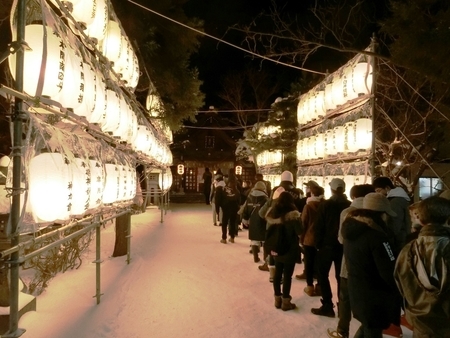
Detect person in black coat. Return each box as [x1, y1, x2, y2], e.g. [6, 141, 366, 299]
[342, 193, 400, 337]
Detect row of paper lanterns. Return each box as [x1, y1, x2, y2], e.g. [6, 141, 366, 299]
[297, 175, 370, 199]
[256, 150, 283, 166]
[297, 118, 372, 161]
[27, 153, 137, 222]
[49, 0, 140, 88]
[297, 62, 373, 125]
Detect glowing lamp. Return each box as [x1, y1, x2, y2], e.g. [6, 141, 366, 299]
[128, 53, 140, 90]
[297, 96, 306, 125]
[29, 153, 71, 222]
[177, 164, 185, 175]
[235, 165, 242, 175]
[126, 166, 137, 200]
[134, 125, 152, 154]
[296, 139, 304, 161]
[117, 165, 128, 201]
[355, 118, 373, 151]
[315, 133, 325, 159]
[73, 62, 96, 118]
[70, 158, 90, 216]
[87, 71, 107, 124]
[112, 97, 132, 140]
[9, 25, 64, 98]
[70, 0, 96, 28]
[325, 129, 336, 156]
[103, 163, 119, 204]
[101, 90, 121, 133]
[324, 82, 336, 111]
[332, 76, 347, 107]
[351, 62, 373, 96]
[158, 170, 173, 192]
[315, 90, 326, 118]
[101, 21, 122, 63]
[84, 0, 108, 44]
[333, 126, 346, 154]
[89, 159, 104, 209]
[308, 135, 317, 159]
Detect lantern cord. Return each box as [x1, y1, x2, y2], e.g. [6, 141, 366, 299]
[377, 105, 449, 190]
[382, 62, 450, 124]
[126, 0, 327, 76]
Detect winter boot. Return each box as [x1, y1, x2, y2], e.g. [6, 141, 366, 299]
[295, 271, 307, 280]
[314, 283, 322, 296]
[303, 285, 315, 297]
[251, 245, 260, 263]
[268, 265, 276, 282]
[311, 299, 335, 317]
[382, 324, 403, 337]
[281, 296, 296, 311]
[274, 295, 282, 309]
[258, 262, 269, 271]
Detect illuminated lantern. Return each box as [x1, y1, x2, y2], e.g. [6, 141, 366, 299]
[332, 75, 347, 107]
[84, 0, 108, 44]
[89, 159, 104, 209]
[73, 62, 96, 118]
[333, 126, 346, 154]
[87, 71, 107, 124]
[126, 166, 137, 200]
[146, 94, 162, 117]
[308, 135, 317, 159]
[70, 158, 90, 216]
[126, 108, 139, 145]
[315, 90, 326, 118]
[9, 25, 65, 99]
[127, 53, 140, 91]
[303, 137, 311, 160]
[159, 170, 173, 192]
[117, 165, 128, 201]
[235, 165, 242, 175]
[296, 139, 303, 161]
[297, 95, 306, 125]
[134, 125, 152, 154]
[351, 62, 373, 96]
[101, 90, 121, 133]
[324, 82, 336, 111]
[103, 163, 120, 204]
[325, 129, 336, 156]
[112, 97, 132, 140]
[114, 36, 134, 82]
[355, 118, 373, 151]
[101, 21, 122, 63]
[29, 153, 71, 222]
[315, 133, 325, 159]
[177, 164, 185, 175]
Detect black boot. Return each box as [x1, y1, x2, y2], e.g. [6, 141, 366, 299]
[311, 299, 335, 317]
[251, 245, 260, 263]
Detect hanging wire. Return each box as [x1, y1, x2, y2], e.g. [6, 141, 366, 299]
[126, 0, 327, 76]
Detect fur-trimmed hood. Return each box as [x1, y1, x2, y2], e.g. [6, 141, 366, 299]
[342, 209, 388, 241]
[265, 209, 301, 225]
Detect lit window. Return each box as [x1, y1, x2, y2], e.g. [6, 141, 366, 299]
[418, 177, 443, 200]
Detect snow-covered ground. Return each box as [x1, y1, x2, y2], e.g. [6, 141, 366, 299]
[17, 203, 413, 338]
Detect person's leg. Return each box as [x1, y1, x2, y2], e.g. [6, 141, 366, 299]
[304, 245, 315, 286]
[333, 244, 343, 300]
[211, 202, 217, 225]
[337, 277, 351, 337]
[317, 246, 334, 305]
[221, 211, 229, 241]
[228, 211, 238, 239]
[273, 261, 283, 296]
[281, 262, 296, 298]
[362, 326, 382, 338]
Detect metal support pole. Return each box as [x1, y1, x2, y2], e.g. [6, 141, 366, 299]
[6, 0, 26, 336]
[370, 33, 378, 182]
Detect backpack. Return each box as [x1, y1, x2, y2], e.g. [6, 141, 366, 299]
[264, 223, 290, 256]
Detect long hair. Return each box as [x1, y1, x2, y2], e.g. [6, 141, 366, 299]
[268, 191, 297, 220]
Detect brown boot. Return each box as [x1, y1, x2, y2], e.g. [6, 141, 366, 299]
[258, 262, 269, 271]
[281, 296, 296, 311]
[274, 295, 282, 309]
[251, 245, 260, 263]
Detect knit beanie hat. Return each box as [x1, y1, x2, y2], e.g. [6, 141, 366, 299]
[280, 171, 293, 182]
[272, 187, 285, 200]
[329, 178, 345, 191]
[253, 181, 267, 192]
[363, 192, 397, 217]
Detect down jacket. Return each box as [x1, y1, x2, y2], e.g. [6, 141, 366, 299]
[342, 209, 399, 329]
[394, 224, 450, 337]
[265, 210, 302, 264]
[242, 189, 268, 242]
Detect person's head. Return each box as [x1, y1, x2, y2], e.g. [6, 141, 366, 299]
[350, 184, 375, 199]
[272, 187, 285, 200]
[416, 196, 450, 226]
[271, 191, 297, 218]
[255, 173, 264, 181]
[329, 178, 345, 195]
[280, 171, 293, 183]
[372, 177, 395, 196]
[310, 185, 324, 197]
[304, 180, 319, 194]
[253, 181, 266, 192]
[363, 192, 397, 217]
[205, 167, 210, 172]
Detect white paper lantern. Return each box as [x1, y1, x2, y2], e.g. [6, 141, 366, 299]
[332, 76, 347, 107]
[297, 96, 307, 125]
[9, 25, 64, 99]
[158, 170, 173, 192]
[103, 163, 120, 204]
[84, 0, 108, 43]
[315, 133, 325, 159]
[308, 135, 317, 159]
[345, 121, 358, 153]
[315, 90, 326, 118]
[112, 97, 132, 140]
[351, 62, 373, 96]
[71, 0, 96, 28]
[135, 125, 152, 153]
[101, 90, 121, 133]
[333, 126, 346, 154]
[29, 153, 71, 222]
[73, 62, 96, 118]
[87, 71, 107, 124]
[324, 82, 336, 111]
[296, 139, 303, 161]
[127, 166, 137, 200]
[325, 129, 336, 156]
[70, 158, 90, 216]
[101, 21, 122, 63]
[117, 165, 128, 201]
[127, 108, 139, 145]
[89, 159, 104, 209]
[128, 52, 140, 90]
[355, 118, 373, 151]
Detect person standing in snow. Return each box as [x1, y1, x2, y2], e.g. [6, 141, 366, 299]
[265, 191, 302, 311]
[215, 176, 241, 243]
[241, 181, 269, 263]
[202, 168, 212, 205]
[311, 178, 350, 318]
[394, 196, 450, 338]
[210, 174, 225, 226]
[342, 192, 399, 337]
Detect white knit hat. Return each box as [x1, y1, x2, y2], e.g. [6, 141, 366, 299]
[253, 181, 267, 192]
[363, 192, 397, 217]
[280, 171, 293, 182]
[272, 187, 285, 200]
[329, 178, 345, 191]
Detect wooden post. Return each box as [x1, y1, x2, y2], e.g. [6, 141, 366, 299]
[112, 212, 131, 257]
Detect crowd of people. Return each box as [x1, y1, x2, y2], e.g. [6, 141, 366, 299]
[205, 168, 450, 338]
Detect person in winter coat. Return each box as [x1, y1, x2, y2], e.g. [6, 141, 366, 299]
[215, 177, 241, 243]
[394, 196, 450, 338]
[372, 177, 412, 253]
[311, 178, 351, 318]
[342, 192, 399, 337]
[258, 187, 285, 279]
[210, 177, 225, 226]
[241, 181, 269, 263]
[265, 191, 303, 311]
[202, 168, 212, 205]
[327, 184, 375, 338]
[300, 184, 325, 297]
[273, 171, 304, 212]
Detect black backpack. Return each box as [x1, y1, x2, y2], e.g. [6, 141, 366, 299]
[264, 223, 290, 256]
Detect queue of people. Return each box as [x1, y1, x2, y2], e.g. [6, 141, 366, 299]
[209, 170, 450, 338]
